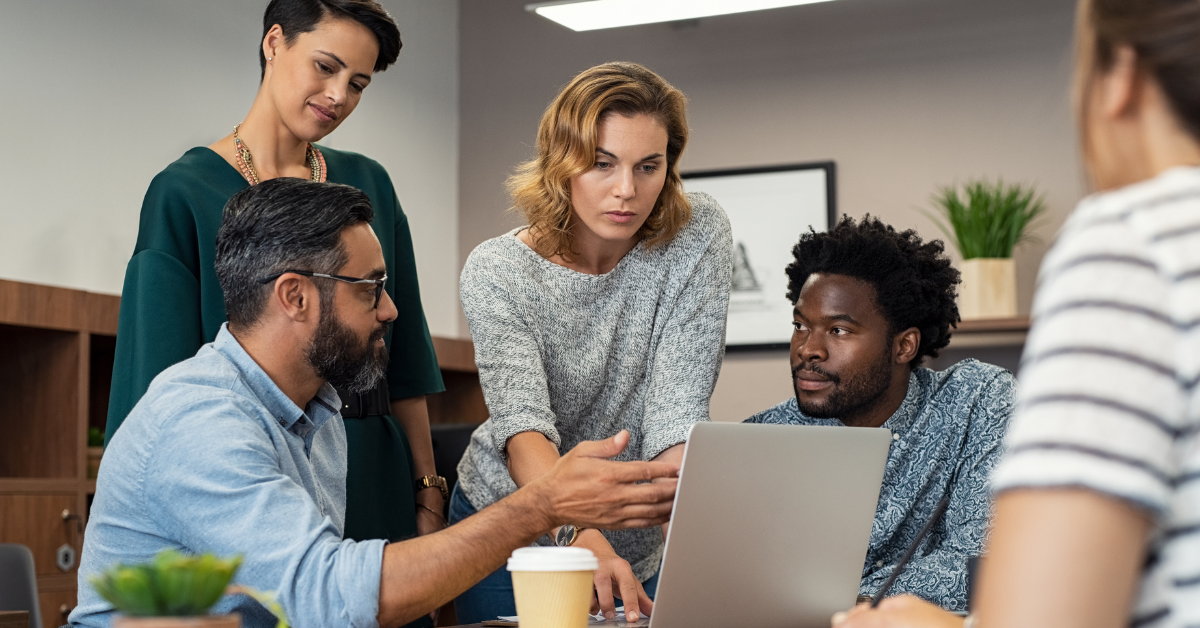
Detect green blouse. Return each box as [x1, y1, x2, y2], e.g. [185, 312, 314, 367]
[106, 146, 445, 551]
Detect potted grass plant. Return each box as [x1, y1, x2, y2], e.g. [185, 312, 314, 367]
[90, 550, 288, 628]
[926, 179, 1046, 319]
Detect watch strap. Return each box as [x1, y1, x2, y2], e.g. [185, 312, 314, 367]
[415, 475, 449, 501]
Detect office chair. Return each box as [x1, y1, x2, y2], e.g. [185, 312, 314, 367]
[0, 543, 42, 628]
[430, 423, 479, 509]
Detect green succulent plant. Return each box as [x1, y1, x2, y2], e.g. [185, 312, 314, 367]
[89, 550, 242, 617]
[926, 179, 1046, 260]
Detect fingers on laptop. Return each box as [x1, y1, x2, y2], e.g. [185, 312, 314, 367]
[635, 583, 654, 619]
[593, 558, 645, 621]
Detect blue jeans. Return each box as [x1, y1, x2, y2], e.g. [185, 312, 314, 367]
[448, 485, 660, 625]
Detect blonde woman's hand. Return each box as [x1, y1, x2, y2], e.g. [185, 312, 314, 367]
[576, 530, 653, 623]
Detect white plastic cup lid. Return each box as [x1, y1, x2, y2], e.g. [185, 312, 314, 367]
[506, 546, 599, 572]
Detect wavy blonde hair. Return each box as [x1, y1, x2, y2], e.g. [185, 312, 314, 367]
[507, 62, 691, 259]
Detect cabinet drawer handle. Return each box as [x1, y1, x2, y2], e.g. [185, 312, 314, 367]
[62, 509, 84, 534]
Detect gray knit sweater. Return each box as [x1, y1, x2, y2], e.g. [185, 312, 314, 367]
[456, 192, 732, 580]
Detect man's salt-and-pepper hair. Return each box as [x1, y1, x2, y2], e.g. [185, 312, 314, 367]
[215, 178, 375, 330]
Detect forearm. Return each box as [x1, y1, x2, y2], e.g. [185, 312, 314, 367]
[506, 431, 562, 487]
[975, 489, 1151, 628]
[377, 485, 555, 627]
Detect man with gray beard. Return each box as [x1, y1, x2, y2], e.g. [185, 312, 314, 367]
[73, 178, 680, 628]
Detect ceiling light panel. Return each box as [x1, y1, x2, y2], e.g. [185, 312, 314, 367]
[527, 0, 839, 32]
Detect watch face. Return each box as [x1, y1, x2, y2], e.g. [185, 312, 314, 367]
[556, 524, 577, 547]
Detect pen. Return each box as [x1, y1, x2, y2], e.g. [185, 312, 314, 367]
[870, 494, 950, 608]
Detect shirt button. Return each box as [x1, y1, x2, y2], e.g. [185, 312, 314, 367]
[892, 433, 900, 441]
[278, 419, 286, 426]
[876, 560, 884, 567]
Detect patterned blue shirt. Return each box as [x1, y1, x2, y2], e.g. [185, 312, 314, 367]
[71, 325, 386, 628]
[746, 359, 1014, 611]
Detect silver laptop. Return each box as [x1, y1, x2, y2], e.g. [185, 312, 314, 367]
[646, 422, 891, 628]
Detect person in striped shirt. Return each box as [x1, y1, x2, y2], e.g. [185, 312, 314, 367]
[834, 1, 1200, 627]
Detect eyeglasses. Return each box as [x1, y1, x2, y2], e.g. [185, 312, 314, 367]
[258, 270, 388, 309]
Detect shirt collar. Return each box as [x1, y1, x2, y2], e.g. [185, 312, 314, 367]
[880, 371, 924, 436]
[212, 324, 341, 430]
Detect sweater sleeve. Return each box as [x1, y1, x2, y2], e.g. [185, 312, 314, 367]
[386, 200, 445, 400]
[460, 248, 560, 459]
[640, 195, 733, 460]
[105, 175, 208, 446]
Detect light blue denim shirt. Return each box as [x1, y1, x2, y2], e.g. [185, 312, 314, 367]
[746, 359, 1015, 611]
[71, 325, 385, 628]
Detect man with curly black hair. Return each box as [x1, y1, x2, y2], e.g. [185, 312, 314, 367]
[746, 215, 1016, 612]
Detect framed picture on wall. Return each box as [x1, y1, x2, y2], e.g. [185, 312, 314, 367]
[682, 162, 837, 351]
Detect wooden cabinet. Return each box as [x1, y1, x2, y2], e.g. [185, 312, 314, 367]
[0, 279, 119, 623]
[427, 337, 488, 425]
[0, 494, 79, 576]
[37, 588, 77, 628]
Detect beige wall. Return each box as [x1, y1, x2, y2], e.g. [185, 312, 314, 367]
[0, 0, 462, 336]
[459, 0, 1083, 419]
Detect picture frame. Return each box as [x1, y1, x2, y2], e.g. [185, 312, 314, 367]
[682, 162, 837, 351]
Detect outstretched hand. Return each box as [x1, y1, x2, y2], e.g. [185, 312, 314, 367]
[531, 430, 680, 531]
[831, 596, 963, 628]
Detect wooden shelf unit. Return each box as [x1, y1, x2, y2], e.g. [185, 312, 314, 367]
[428, 336, 487, 425]
[946, 316, 1030, 349]
[0, 278, 119, 627]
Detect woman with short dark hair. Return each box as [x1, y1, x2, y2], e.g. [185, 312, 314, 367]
[105, 7, 445, 626]
[835, 1, 1200, 627]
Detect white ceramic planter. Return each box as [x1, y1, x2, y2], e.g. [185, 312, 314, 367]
[959, 258, 1017, 320]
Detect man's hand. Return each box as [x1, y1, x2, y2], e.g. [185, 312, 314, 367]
[576, 530, 653, 622]
[528, 430, 680, 531]
[831, 596, 963, 628]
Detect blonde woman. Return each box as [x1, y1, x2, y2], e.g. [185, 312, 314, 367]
[449, 62, 732, 624]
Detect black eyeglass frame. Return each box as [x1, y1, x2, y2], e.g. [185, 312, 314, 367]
[257, 270, 388, 309]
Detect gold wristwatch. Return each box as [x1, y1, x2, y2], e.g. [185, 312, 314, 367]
[415, 475, 448, 501]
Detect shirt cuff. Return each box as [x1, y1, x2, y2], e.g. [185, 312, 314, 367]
[335, 538, 388, 628]
[489, 415, 562, 462]
[641, 413, 706, 461]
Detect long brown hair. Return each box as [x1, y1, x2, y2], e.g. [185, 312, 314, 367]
[507, 62, 691, 260]
[1075, 0, 1200, 147]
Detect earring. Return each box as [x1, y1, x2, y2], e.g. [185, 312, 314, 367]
[267, 56, 273, 61]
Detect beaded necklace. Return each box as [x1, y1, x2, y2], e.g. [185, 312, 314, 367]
[232, 124, 327, 185]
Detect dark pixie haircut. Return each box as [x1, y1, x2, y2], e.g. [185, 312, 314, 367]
[786, 215, 961, 369]
[215, 178, 374, 329]
[259, 0, 402, 79]
[1078, 0, 1200, 141]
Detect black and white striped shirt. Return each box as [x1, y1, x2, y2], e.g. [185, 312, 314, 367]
[992, 166, 1200, 627]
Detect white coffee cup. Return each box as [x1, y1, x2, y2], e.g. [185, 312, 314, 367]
[507, 547, 598, 628]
